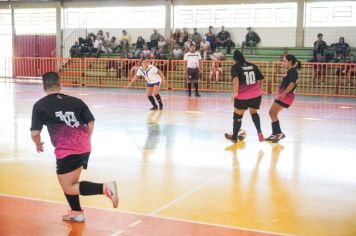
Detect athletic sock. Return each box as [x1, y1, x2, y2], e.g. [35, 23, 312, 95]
[148, 95, 157, 108]
[272, 120, 282, 135]
[188, 83, 192, 93]
[251, 113, 262, 133]
[233, 113, 243, 140]
[154, 94, 163, 107]
[79, 181, 104, 196]
[194, 83, 199, 93]
[64, 194, 82, 211]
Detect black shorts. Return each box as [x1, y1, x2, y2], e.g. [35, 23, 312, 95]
[56, 152, 90, 175]
[274, 99, 290, 108]
[234, 96, 262, 110]
[187, 68, 199, 82]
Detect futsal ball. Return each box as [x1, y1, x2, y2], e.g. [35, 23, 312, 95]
[238, 129, 246, 141]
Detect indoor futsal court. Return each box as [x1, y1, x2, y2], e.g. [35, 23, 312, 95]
[1, 1, 356, 236]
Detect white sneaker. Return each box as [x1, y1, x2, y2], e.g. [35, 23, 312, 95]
[104, 181, 119, 208]
[62, 210, 85, 223]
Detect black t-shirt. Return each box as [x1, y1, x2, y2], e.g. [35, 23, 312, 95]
[231, 62, 263, 85]
[31, 93, 95, 158]
[280, 67, 298, 92]
[231, 62, 264, 99]
[217, 31, 231, 41]
[31, 93, 94, 131]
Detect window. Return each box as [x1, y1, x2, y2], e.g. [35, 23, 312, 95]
[173, 3, 297, 28]
[14, 9, 56, 34]
[306, 1, 356, 26]
[64, 6, 165, 29]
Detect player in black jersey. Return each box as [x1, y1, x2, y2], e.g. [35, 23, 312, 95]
[225, 50, 265, 143]
[30, 72, 119, 222]
[265, 55, 301, 143]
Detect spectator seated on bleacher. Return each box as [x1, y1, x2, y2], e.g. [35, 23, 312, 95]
[133, 36, 145, 59]
[184, 37, 196, 53]
[209, 48, 225, 61]
[157, 36, 167, 55]
[192, 28, 202, 50]
[107, 37, 119, 53]
[336, 54, 356, 85]
[241, 27, 260, 54]
[141, 45, 154, 59]
[182, 28, 190, 45]
[93, 35, 111, 57]
[200, 36, 211, 60]
[172, 44, 183, 60]
[331, 37, 350, 62]
[205, 26, 217, 51]
[210, 61, 223, 82]
[70, 42, 81, 58]
[171, 29, 183, 47]
[78, 33, 94, 56]
[149, 29, 161, 49]
[217, 26, 235, 55]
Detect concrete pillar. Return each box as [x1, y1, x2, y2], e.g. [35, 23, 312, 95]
[295, 0, 305, 47]
[165, 0, 172, 41]
[56, 1, 63, 57]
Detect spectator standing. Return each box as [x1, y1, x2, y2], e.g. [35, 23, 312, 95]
[121, 30, 131, 58]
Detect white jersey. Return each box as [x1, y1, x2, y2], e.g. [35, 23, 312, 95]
[184, 51, 201, 69]
[136, 65, 161, 84]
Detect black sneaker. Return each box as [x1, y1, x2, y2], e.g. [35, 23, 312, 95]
[272, 133, 286, 143]
[150, 106, 158, 111]
[188, 91, 192, 97]
[224, 133, 237, 144]
[264, 134, 276, 142]
[195, 92, 201, 97]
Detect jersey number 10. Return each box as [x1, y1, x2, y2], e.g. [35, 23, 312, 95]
[244, 71, 256, 85]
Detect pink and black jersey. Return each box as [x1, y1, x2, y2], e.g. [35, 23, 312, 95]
[231, 62, 264, 100]
[278, 67, 298, 105]
[30, 93, 95, 159]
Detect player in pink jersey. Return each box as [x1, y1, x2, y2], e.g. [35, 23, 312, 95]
[265, 54, 301, 143]
[225, 50, 265, 143]
[30, 72, 118, 222]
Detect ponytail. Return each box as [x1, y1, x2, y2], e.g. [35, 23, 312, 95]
[285, 54, 302, 70]
[295, 60, 302, 70]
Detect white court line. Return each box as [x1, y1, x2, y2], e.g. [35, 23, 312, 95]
[128, 220, 142, 227]
[0, 194, 294, 236]
[148, 177, 218, 216]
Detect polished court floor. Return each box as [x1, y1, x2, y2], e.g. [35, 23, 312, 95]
[0, 83, 356, 236]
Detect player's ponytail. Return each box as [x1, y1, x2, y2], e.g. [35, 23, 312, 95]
[233, 50, 247, 63]
[285, 54, 302, 70]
